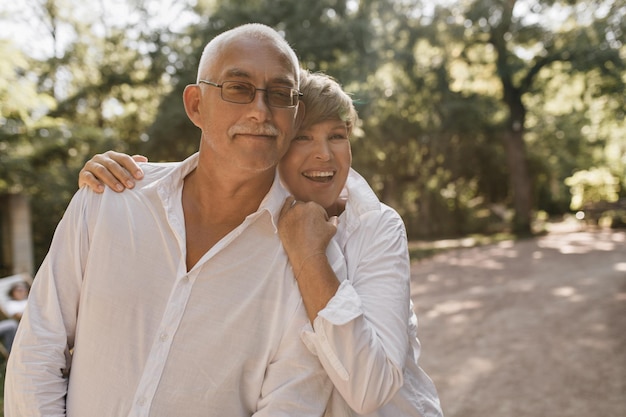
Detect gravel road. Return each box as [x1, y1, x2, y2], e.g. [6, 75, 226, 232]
[411, 225, 626, 417]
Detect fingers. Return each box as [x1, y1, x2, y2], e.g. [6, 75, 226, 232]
[279, 196, 297, 219]
[105, 151, 144, 181]
[279, 197, 335, 224]
[79, 158, 125, 192]
[78, 151, 145, 193]
[277, 198, 337, 261]
[78, 170, 105, 193]
[329, 215, 338, 228]
[131, 154, 148, 163]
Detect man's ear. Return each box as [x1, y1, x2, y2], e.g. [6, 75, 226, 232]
[183, 84, 202, 128]
[294, 101, 306, 130]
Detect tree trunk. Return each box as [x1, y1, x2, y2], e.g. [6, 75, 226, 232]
[492, 0, 534, 236]
[500, 80, 533, 236]
[502, 126, 533, 236]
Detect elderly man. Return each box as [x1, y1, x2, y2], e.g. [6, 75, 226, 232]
[5, 23, 337, 417]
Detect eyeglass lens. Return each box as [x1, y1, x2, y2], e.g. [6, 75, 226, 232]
[221, 81, 297, 107]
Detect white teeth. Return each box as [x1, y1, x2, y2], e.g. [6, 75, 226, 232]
[304, 171, 334, 178]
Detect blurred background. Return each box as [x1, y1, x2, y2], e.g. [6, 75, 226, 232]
[0, 0, 625, 415]
[1, 0, 625, 277]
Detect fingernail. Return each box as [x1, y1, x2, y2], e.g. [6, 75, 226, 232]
[126, 180, 135, 188]
[135, 170, 143, 179]
[115, 184, 124, 192]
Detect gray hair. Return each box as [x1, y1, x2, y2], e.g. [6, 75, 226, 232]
[197, 23, 300, 86]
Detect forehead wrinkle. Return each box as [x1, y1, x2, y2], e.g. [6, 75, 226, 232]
[221, 68, 296, 87]
[222, 68, 251, 79]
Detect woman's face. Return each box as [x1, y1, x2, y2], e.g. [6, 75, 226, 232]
[278, 119, 352, 213]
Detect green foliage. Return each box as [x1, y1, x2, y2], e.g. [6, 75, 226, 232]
[1, 0, 179, 269]
[1, 0, 625, 269]
[140, 0, 374, 162]
[565, 167, 620, 210]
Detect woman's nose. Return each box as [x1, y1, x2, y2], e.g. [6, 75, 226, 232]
[313, 140, 332, 161]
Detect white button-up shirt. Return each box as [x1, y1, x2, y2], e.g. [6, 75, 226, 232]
[302, 169, 443, 417]
[5, 153, 333, 417]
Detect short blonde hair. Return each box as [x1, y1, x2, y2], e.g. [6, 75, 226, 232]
[299, 69, 358, 134]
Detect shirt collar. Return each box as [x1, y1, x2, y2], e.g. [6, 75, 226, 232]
[259, 170, 291, 232]
[339, 168, 381, 235]
[344, 168, 380, 214]
[154, 153, 200, 208]
[153, 153, 289, 233]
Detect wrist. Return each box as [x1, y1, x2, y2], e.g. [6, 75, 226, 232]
[295, 251, 327, 281]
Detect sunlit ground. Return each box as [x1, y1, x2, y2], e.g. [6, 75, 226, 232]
[412, 224, 626, 417]
[1, 223, 623, 416]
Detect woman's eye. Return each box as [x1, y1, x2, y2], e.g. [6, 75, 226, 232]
[293, 135, 311, 141]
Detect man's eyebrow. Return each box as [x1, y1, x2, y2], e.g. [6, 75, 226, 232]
[223, 68, 251, 79]
[222, 68, 296, 86]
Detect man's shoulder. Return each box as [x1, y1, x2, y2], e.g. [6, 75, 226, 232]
[132, 161, 185, 189]
[137, 154, 198, 189]
[141, 161, 183, 178]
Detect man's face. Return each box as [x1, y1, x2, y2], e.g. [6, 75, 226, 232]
[194, 37, 302, 175]
[279, 119, 352, 214]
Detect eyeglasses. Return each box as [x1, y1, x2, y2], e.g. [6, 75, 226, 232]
[199, 80, 303, 108]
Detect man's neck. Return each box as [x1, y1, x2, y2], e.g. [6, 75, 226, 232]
[181, 165, 276, 270]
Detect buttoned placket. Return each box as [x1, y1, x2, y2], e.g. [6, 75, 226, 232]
[127, 270, 197, 417]
[127, 182, 199, 417]
[126, 181, 268, 417]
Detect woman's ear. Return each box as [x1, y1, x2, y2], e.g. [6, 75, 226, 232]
[183, 84, 202, 128]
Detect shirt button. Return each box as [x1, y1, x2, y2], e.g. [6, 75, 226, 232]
[182, 276, 190, 283]
[137, 397, 147, 406]
[160, 333, 168, 341]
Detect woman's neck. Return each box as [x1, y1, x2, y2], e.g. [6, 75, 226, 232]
[326, 198, 347, 217]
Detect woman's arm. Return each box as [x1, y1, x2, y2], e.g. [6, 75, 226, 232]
[277, 198, 339, 324]
[319, 208, 410, 413]
[78, 151, 146, 193]
[283, 202, 411, 414]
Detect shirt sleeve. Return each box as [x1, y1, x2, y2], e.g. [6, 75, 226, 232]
[301, 207, 411, 414]
[254, 300, 332, 417]
[4, 188, 96, 417]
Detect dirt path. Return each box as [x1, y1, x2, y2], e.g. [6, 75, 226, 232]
[410, 225, 626, 417]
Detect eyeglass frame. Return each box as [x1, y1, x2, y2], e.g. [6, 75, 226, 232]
[198, 80, 303, 108]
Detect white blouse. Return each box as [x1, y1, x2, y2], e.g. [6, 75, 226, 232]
[301, 169, 442, 417]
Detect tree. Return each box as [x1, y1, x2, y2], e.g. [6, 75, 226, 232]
[2, 0, 625, 265]
[1, 0, 183, 267]
[141, 0, 374, 161]
[452, 0, 626, 234]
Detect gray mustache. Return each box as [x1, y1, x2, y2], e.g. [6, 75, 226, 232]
[228, 124, 280, 137]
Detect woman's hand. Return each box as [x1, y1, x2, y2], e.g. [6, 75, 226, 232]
[78, 151, 147, 193]
[278, 197, 337, 275]
[278, 197, 340, 322]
